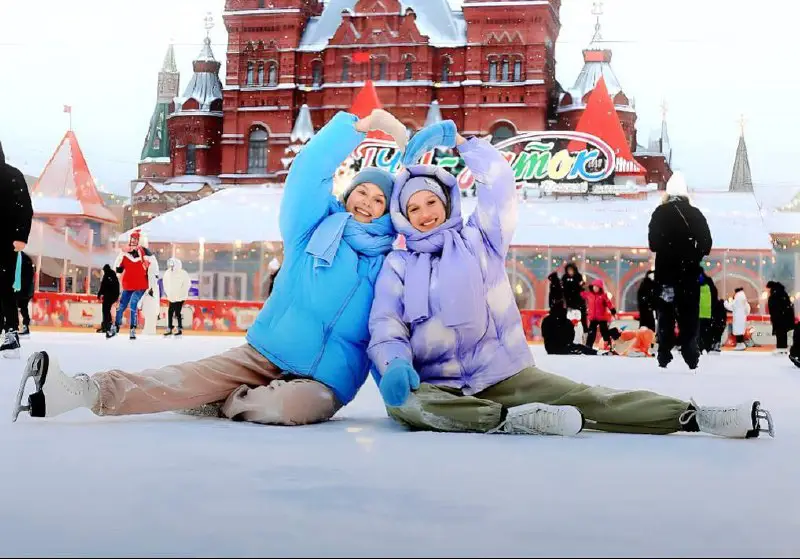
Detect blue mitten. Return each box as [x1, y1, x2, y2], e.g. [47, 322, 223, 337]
[402, 120, 458, 167]
[379, 360, 421, 407]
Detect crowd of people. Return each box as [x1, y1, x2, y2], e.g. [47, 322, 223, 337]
[10, 110, 777, 439]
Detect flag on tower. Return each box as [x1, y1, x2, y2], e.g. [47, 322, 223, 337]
[63, 105, 72, 114]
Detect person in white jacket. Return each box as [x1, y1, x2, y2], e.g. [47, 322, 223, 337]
[724, 287, 750, 350]
[162, 257, 190, 336]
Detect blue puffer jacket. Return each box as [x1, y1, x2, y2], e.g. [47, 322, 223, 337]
[246, 112, 396, 405]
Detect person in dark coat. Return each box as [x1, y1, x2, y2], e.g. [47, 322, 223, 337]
[97, 264, 121, 333]
[541, 303, 598, 356]
[637, 270, 658, 331]
[0, 140, 34, 358]
[790, 324, 800, 368]
[766, 281, 796, 353]
[561, 262, 587, 331]
[547, 270, 564, 310]
[648, 172, 712, 370]
[14, 251, 35, 336]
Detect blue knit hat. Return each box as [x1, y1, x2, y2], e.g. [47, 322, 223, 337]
[343, 167, 396, 211]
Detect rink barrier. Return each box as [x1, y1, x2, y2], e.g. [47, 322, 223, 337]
[24, 293, 784, 345]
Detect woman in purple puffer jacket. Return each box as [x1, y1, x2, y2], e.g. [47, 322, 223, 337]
[366, 121, 774, 439]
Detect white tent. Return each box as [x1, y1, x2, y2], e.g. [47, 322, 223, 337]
[119, 186, 776, 251]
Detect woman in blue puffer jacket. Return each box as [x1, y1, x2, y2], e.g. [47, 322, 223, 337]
[367, 121, 774, 440]
[13, 109, 408, 426]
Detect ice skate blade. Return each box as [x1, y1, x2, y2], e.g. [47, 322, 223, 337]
[751, 402, 775, 438]
[11, 352, 48, 422]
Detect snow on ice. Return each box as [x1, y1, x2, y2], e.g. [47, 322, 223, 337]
[1, 333, 798, 557]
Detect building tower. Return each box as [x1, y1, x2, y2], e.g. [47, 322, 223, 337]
[168, 13, 224, 177]
[729, 116, 754, 193]
[556, 1, 637, 151]
[138, 44, 180, 181]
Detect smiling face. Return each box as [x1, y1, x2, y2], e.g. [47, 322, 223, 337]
[345, 182, 387, 224]
[406, 190, 447, 233]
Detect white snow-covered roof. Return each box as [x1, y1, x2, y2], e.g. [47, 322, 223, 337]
[118, 185, 777, 250]
[119, 186, 283, 245]
[558, 50, 633, 114]
[25, 221, 116, 268]
[291, 104, 315, 143]
[298, 0, 467, 51]
[32, 197, 85, 216]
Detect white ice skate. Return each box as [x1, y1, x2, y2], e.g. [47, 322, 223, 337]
[491, 403, 584, 436]
[679, 399, 774, 439]
[11, 351, 99, 422]
[773, 348, 789, 356]
[734, 343, 746, 351]
[1, 330, 21, 359]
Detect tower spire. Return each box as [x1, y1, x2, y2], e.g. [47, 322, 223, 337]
[729, 116, 754, 193]
[590, 1, 604, 47]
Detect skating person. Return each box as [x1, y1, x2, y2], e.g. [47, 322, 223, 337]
[766, 281, 795, 355]
[13, 109, 406, 427]
[368, 121, 774, 439]
[613, 327, 656, 357]
[648, 172, 712, 369]
[0, 140, 33, 359]
[637, 270, 657, 331]
[790, 323, 800, 368]
[725, 287, 750, 351]
[96, 264, 120, 334]
[162, 257, 190, 336]
[547, 271, 564, 310]
[582, 279, 617, 350]
[561, 263, 588, 333]
[697, 268, 718, 353]
[541, 303, 598, 356]
[13, 251, 34, 337]
[107, 230, 154, 340]
[708, 297, 727, 353]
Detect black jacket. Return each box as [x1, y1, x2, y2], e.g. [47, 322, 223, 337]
[648, 198, 712, 285]
[541, 307, 575, 355]
[766, 282, 796, 332]
[0, 142, 33, 246]
[98, 264, 121, 302]
[561, 265, 586, 310]
[547, 271, 564, 310]
[637, 273, 658, 315]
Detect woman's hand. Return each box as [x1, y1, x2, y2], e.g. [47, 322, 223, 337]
[356, 109, 408, 151]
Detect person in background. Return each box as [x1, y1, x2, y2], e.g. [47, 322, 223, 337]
[108, 229, 156, 340]
[547, 271, 564, 310]
[697, 268, 718, 354]
[765, 281, 795, 355]
[0, 140, 34, 358]
[541, 302, 599, 356]
[636, 270, 658, 331]
[97, 264, 121, 334]
[162, 257, 191, 337]
[14, 251, 35, 336]
[581, 279, 617, 350]
[790, 323, 800, 368]
[724, 287, 750, 351]
[561, 263, 587, 334]
[648, 171, 712, 370]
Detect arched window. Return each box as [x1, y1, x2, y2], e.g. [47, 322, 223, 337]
[404, 61, 413, 80]
[257, 62, 265, 86]
[247, 129, 269, 174]
[371, 58, 387, 81]
[311, 61, 323, 87]
[341, 58, 350, 82]
[513, 59, 522, 82]
[490, 123, 515, 145]
[246, 62, 254, 86]
[267, 62, 278, 86]
[185, 144, 197, 175]
[441, 58, 451, 83]
[488, 60, 498, 82]
[501, 59, 510, 81]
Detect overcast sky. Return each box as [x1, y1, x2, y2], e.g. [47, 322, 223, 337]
[1, 0, 798, 196]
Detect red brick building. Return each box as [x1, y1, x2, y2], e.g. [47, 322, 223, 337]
[219, 0, 562, 185]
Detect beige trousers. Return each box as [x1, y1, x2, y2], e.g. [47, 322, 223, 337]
[91, 344, 341, 426]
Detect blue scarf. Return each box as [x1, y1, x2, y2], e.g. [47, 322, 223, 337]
[306, 199, 396, 270]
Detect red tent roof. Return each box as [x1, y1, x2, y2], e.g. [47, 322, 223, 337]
[567, 77, 646, 176]
[349, 81, 393, 141]
[31, 131, 118, 223]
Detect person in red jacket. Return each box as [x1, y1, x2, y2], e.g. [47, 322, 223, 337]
[582, 279, 617, 349]
[107, 230, 155, 340]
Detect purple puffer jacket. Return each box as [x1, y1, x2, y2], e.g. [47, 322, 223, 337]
[367, 138, 534, 396]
